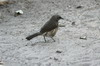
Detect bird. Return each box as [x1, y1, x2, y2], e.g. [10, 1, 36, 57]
[26, 15, 63, 42]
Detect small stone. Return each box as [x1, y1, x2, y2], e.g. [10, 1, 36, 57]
[15, 10, 23, 14]
[72, 22, 75, 25]
[80, 35, 87, 40]
[76, 6, 83, 9]
[14, 10, 23, 17]
[56, 50, 62, 53]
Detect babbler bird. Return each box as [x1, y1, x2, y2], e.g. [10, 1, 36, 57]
[26, 15, 63, 42]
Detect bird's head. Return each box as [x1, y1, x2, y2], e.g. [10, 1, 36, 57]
[51, 15, 63, 21]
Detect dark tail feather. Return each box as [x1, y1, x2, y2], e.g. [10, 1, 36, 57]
[26, 32, 42, 40]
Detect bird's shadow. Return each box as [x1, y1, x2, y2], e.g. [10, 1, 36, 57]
[31, 40, 55, 46]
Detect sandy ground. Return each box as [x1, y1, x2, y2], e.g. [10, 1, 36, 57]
[0, 0, 100, 66]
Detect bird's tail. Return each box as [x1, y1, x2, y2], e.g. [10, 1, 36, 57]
[26, 32, 42, 40]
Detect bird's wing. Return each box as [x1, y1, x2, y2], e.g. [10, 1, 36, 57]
[40, 21, 58, 33]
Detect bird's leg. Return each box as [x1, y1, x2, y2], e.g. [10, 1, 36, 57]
[51, 37, 55, 42]
[43, 36, 46, 42]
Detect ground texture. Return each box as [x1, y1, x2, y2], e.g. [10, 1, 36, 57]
[0, 0, 100, 66]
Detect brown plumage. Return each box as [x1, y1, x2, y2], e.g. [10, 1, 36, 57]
[26, 15, 63, 42]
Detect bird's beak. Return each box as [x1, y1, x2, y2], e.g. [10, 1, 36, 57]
[60, 17, 64, 19]
[61, 17, 64, 19]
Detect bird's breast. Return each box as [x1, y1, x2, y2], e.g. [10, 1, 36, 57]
[43, 27, 58, 37]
